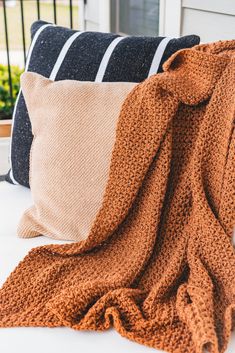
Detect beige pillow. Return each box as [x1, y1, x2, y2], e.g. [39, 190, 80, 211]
[18, 72, 136, 241]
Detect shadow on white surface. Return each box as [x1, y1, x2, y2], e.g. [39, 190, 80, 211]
[0, 327, 157, 353]
[0, 328, 234, 353]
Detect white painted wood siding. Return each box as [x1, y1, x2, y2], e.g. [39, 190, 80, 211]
[181, 0, 235, 42]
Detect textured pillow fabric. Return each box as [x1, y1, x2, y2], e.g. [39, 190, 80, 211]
[18, 72, 137, 241]
[6, 20, 200, 187]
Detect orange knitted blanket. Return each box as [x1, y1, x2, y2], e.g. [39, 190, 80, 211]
[0, 40, 235, 353]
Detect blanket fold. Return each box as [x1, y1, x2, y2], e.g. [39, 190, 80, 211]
[0, 40, 234, 353]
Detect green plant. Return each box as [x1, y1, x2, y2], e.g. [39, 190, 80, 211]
[0, 64, 23, 119]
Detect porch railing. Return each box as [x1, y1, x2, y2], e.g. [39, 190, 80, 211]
[1, 0, 78, 119]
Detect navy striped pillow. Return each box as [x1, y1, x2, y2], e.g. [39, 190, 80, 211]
[6, 20, 200, 187]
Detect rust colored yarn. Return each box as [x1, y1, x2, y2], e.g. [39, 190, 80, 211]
[0, 40, 235, 353]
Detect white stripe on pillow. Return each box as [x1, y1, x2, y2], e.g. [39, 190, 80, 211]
[95, 36, 125, 83]
[49, 31, 84, 81]
[148, 37, 172, 77]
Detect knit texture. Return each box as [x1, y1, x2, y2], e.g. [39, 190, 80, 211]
[0, 40, 235, 353]
[17, 74, 136, 241]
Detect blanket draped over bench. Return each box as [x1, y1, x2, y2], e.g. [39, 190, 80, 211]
[0, 40, 234, 353]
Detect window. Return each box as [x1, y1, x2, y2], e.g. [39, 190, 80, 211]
[111, 0, 160, 35]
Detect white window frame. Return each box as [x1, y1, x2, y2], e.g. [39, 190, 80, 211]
[159, 0, 181, 37]
[77, 0, 85, 30]
[78, 0, 111, 32]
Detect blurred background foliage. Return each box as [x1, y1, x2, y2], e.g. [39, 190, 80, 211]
[0, 64, 22, 119]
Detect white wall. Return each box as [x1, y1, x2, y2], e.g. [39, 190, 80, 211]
[83, 0, 235, 42]
[181, 0, 235, 42]
[160, 0, 235, 41]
